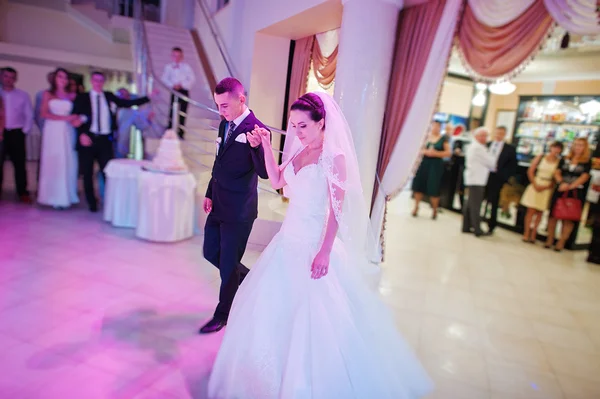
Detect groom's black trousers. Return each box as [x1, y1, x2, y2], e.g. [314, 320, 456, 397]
[203, 213, 254, 321]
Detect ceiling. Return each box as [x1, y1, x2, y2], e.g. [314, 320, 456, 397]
[260, 0, 600, 83]
[259, 0, 343, 40]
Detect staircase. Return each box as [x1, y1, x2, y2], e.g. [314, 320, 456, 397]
[141, 22, 223, 181]
[130, 0, 287, 246]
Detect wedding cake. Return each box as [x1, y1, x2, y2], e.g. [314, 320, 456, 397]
[152, 129, 187, 171]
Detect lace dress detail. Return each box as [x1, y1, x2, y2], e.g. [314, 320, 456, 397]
[207, 156, 432, 399]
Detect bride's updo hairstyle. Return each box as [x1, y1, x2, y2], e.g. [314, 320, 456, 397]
[290, 93, 326, 128]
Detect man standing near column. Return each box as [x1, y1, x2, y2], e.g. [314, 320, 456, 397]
[162, 47, 195, 139]
[485, 126, 517, 234]
[463, 128, 496, 237]
[0, 67, 33, 203]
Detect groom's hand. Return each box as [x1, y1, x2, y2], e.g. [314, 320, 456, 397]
[203, 197, 213, 214]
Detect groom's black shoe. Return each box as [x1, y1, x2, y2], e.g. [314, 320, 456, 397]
[199, 318, 226, 334]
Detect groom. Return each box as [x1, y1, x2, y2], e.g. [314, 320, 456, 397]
[199, 77, 269, 334]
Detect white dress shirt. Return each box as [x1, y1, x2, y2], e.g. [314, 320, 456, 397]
[231, 107, 250, 130]
[489, 140, 504, 171]
[464, 141, 497, 186]
[1, 88, 33, 133]
[90, 91, 111, 134]
[162, 62, 196, 90]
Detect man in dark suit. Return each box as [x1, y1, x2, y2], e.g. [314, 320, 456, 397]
[199, 77, 269, 334]
[72, 71, 152, 212]
[485, 126, 517, 233]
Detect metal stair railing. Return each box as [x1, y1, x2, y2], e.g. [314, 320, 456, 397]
[130, 0, 286, 197]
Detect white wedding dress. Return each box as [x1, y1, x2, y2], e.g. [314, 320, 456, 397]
[37, 98, 79, 207]
[208, 157, 433, 399]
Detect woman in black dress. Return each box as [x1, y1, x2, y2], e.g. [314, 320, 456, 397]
[411, 120, 451, 219]
[545, 138, 592, 251]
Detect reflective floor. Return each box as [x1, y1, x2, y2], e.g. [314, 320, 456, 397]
[0, 173, 599, 398]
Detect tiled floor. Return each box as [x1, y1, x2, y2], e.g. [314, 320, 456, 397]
[1, 180, 600, 398]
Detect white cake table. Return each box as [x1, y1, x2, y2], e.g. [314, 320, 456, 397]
[136, 170, 197, 242]
[104, 159, 150, 228]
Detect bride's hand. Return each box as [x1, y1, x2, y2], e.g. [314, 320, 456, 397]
[253, 125, 270, 144]
[311, 250, 330, 279]
[246, 131, 261, 148]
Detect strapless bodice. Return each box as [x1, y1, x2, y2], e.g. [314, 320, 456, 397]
[48, 98, 73, 116]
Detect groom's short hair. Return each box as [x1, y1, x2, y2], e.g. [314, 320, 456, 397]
[215, 77, 244, 96]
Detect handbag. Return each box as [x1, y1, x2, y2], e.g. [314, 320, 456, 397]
[553, 190, 583, 221]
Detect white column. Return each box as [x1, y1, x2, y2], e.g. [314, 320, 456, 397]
[334, 0, 403, 206]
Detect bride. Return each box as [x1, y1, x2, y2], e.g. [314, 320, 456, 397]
[207, 92, 432, 398]
[37, 68, 79, 208]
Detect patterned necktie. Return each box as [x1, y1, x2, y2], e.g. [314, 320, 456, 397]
[225, 121, 236, 144]
[95, 93, 101, 133]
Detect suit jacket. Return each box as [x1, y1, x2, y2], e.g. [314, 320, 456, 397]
[487, 141, 517, 185]
[206, 111, 269, 223]
[72, 91, 149, 149]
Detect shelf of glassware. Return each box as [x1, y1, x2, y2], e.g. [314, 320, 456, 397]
[514, 120, 599, 165]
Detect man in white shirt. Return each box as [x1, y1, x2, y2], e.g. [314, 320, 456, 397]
[462, 127, 496, 237]
[0, 67, 33, 203]
[162, 47, 195, 139]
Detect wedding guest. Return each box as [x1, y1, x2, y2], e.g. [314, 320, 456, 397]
[411, 120, 450, 219]
[462, 128, 496, 237]
[587, 151, 600, 264]
[162, 47, 195, 139]
[0, 67, 33, 203]
[545, 138, 591, 251]
[37, 68, 79, 208]
[34, 71, 55, 132]
[114, 88, 155, 158]
[0, 95, 5, 134]
[71, 71, 154, 212]
[485, 126, 517, 234]
[520, 141, 563, 243]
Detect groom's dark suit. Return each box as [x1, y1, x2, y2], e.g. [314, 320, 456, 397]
[204, 110, 268, 322]
[72, 91, 149, 210]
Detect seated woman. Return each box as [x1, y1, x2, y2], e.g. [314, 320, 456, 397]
[520, 141, 563, 243]
[545, 138, 591, 251]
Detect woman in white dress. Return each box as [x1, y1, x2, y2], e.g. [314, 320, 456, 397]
[207, 92, 432, 399]
[37, 68, 79, 208]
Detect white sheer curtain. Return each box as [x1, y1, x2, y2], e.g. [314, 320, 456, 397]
[543, 0, 600, 35]
[371, 0, 462, 252]
[468, 0, 536, 27]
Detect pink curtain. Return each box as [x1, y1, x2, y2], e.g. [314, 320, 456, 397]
[312, 41, 338, 88]
[457, 0, 554, 80]
[372, 0, 449, 207]
[543, 0, 600, 35]
[282, 36, 315, 165]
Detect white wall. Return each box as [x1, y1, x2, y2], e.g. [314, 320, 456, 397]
[0, 2, 131, 61]
[438, 76, 474, 118]
[0, 60, 53, 99]
[196, 0, 331, 88]
[195, 0, 331, 133]
[161, 0, 196, 29]
[248, 33, 290, 128]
